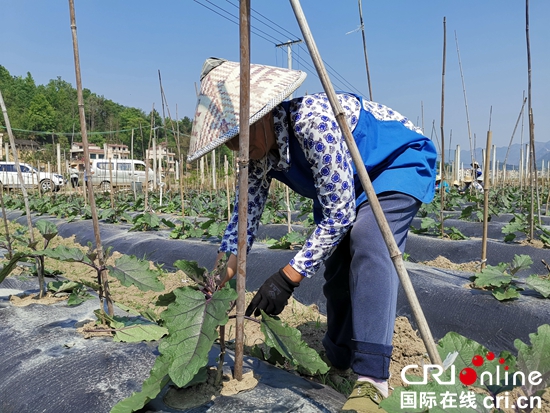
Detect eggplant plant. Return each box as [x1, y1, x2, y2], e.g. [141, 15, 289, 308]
[471, 254, 550, 301]
[111, 257, 329, 413]
[0, 219, 59, 297]
[380, 325, 550, 412]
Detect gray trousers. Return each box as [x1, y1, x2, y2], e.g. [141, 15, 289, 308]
[322, 191, 420, 379]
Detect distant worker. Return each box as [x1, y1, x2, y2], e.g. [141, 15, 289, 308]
[69, 162, 79, 188]
[471, 161, 482, 179]
[435, 175, 450, 193]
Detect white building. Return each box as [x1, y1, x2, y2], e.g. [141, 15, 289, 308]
[70, 142, 130, 161]
[146, 141, 176, 172]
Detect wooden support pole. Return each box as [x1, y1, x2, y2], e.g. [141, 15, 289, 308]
[289, 0, 442, 367]
[234, 0, 251, 381]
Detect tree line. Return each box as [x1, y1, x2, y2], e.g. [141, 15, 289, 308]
[0, 65, 193, 162]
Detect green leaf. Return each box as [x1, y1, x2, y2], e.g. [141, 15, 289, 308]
[155, 291, 176, 307]
[113, 319, 168, 343]
[514, 324, 550, 397]
[525, 275, 550, 298]
[109, 354, 170, 413]
[492, 285, 521, 301]
[161, 218, 176, 228]
[143, 212, 160, 228]
[67, 290, 93, 306]
[473, 265, 511, 288]
[114, 302, 141, 316]
[173, 259, 206, 283]
[48, 280, 81, 293]
[42, 245, 93, 265]
[260, 311, 329, 375]
[107, 255, 164, 292]
[421, 217, 437, 230]
[509, 254, 533, 276]
[0, 252, 28, 282]
[268, 240, 292, 250]
[158, 285, 237, 388]
[437, 332, 516, 395]
[207, 221, 224, 237]
[35, 220, 58, 241]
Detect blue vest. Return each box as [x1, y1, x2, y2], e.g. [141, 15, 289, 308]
[268, 95, 437, 224]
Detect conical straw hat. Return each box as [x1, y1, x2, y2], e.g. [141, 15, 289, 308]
[187, 57, 307, 162]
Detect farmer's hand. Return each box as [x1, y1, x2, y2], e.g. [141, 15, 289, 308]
[245, 266, 302, 317]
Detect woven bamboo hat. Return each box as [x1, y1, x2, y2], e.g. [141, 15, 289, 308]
[187, 57, 307, 162]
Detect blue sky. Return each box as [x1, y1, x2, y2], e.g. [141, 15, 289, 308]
[2, 1, 549, 155]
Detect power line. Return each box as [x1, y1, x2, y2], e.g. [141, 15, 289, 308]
[194, 0, 366, 97]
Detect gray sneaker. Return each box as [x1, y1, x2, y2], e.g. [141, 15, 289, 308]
[340, 381, 386, 413]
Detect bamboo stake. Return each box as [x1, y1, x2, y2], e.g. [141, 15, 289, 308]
[68, 0, 113, 316]
[285, 185, 292, 234]
[234, 0, 251, 381]
[176, 105, 185, 217]
[225, 155, 231, 223]
[0, 90, 36, 260]
[289, 0, 442, 367]
[357, 0, 373, 100]
[440, 17, 446, 239]
[455, 31, 475, 169]
[481, 129, 492, 270]
[503, 97, 527, 168]
[144, 105, 154, 211]
[108, 158, 114, 208]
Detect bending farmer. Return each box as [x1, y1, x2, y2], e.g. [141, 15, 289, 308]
[187, 58, 437, 412]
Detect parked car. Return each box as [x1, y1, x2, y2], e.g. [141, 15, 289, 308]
[0, 161, 65, 192]
[89, 159, 160, 191]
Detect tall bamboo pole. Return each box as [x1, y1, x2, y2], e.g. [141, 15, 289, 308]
[526, 0, 538, 237]
[357, 0, 373, 100]
[440, 17, 447, 239]
[68, 0, 113, 316]
[481, 129, 492, 270]
[289, 0, 442, 367]
[503, 97, 527, 168]
[455, 31, 475, 169]
[234, 0, 251, 381]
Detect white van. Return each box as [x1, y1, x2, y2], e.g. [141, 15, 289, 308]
[0, 161, 65, 192]
[89, 159, 159, 191]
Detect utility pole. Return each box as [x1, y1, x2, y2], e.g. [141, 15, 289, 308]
[276, 39, 302, 98]
[276, 38, 302, 234]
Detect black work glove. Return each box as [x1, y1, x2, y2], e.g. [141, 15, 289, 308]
[245, 269, 300, 317]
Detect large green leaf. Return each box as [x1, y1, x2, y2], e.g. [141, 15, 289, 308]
[111, 318, 168, 343]
[107, 255, 164, 292]
[473, 265, 511, 288]
[0, 252, 28, 282]
[158, 286, 237, 388]
[525, 276, 550, 298]
[48, 280, 81, 292]
[437, 332, 516, 395]
[492, 285, 521, 301]
[514, 324, 550, 397]
[173, 259, 206, 283]
[260, 311, 329, 376]
[42, 245, 93, 265]
[109, 354, 170, 413]
[35, 220, 58, 241]
[509, 254, 533, 276]
[142, 212, 160, 228]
